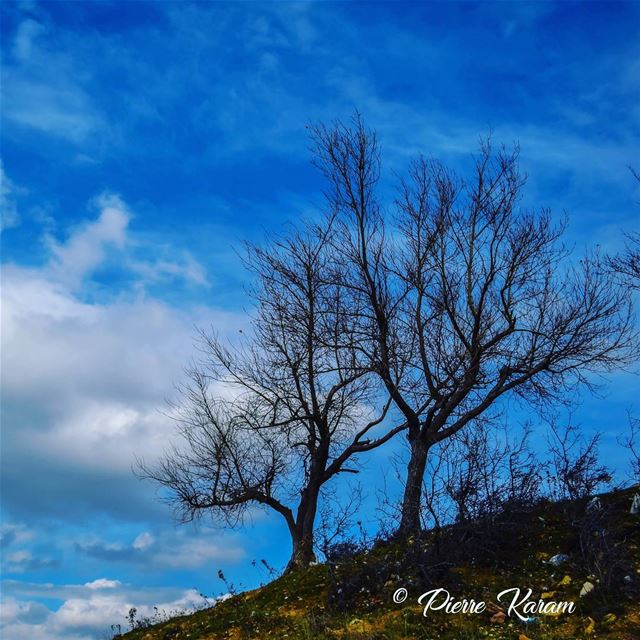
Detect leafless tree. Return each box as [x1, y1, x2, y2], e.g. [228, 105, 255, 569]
[137, 219, 402, 570]
[618, 414, 640, 485]
[420, 419, 541, 532]
[607, 167, 640, 288]
[316, 481, 363, 559]
[609, 232, 640, 289]
[310, 114, 636, 538]
[544, 421, 611, 501]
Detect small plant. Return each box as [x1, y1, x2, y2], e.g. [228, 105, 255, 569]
[618, 414, 640, 484]
[217, 569, 237, 596]
[260, 558, 278, 578]
[127, 607, 137, 631]
[546, 422, 612, 501]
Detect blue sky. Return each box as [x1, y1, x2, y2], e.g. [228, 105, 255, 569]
[1, 1, 639, 638]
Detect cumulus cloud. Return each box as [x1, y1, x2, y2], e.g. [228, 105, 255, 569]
[0, 523, 35, 548]
[76, 528, 244, 570]
[132, 532, 154, 551]
[1, 192, 248, 638]
[1, 580, 208, 640]
[3, 550, 57, 573]
[1, 598, 50, 629]
[40, 191, 207, 289]
[47, 193, 129, 287]
[84, 579, 121, 590]
[0, 522, 58, 573]
[1, 194, 242, 525]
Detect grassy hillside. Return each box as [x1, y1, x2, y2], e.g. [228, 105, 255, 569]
[116, 487, 640, 640]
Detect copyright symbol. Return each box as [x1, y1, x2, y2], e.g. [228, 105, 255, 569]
[393, 587, 408, 604]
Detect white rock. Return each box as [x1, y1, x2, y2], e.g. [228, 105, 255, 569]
[580, 581, 595, 597]
[630, 493, 640, 515]
[586, 497, 601, 512]
[547, 553, 569, 566]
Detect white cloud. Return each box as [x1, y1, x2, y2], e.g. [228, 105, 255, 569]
[154, 536, 244, 569]
[1, 580, 208, 640]
[1, 195, 243, 523]
[132, 532, 154, 551]
[77, 529, 245, 569]
[130, 253, 209, 287]
[5, 550, 31, 565]
[0, 523, 35, 547]
[1, 161, 23, 231]
[13, 19, 46, 62]
[84, 579, 121, 590]
[47, 193, 129, 286]
[30, 191, 209, 290]
[0, 524, 57, 573]
[2, 69, 103, 143]
[2, 8, 103, 144]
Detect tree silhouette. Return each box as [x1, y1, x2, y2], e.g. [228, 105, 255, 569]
[310, 115, 635, 537]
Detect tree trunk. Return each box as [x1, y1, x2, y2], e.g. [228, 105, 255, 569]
[397, 437, 429, 539]
[287, 531, 316, 571]
[285, 482, 320, 572]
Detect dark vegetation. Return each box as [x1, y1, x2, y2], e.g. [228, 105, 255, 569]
[116, 415, 640, 638]
[114, 485, 640, 640]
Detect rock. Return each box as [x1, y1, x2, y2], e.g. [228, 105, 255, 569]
[490, 611, 506, 624]
[586, 496, 601, 512]
[547, 553, 569, 566]
[556, 575, 572, 587]
[541, 591, 556, 599]
[623, 574, 632, 584]
[580, 581, 595, 597]
[602, 613, 617, 626]
[584, 616, 596, 634]
[631, 492, 640, 515]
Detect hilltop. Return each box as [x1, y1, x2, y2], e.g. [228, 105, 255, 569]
[117, 487, 640, 640]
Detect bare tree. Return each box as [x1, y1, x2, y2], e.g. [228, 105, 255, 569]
[316, 481, 363, 560]
[609, 231, 640, 288]
[420, 419, 541, 532]
[607, 167, 640, 288]
[310, 114, 636, 538]
[545, 421, 611, 501]
[618, 414, 640, 485]
[138, 219, 402, 570]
